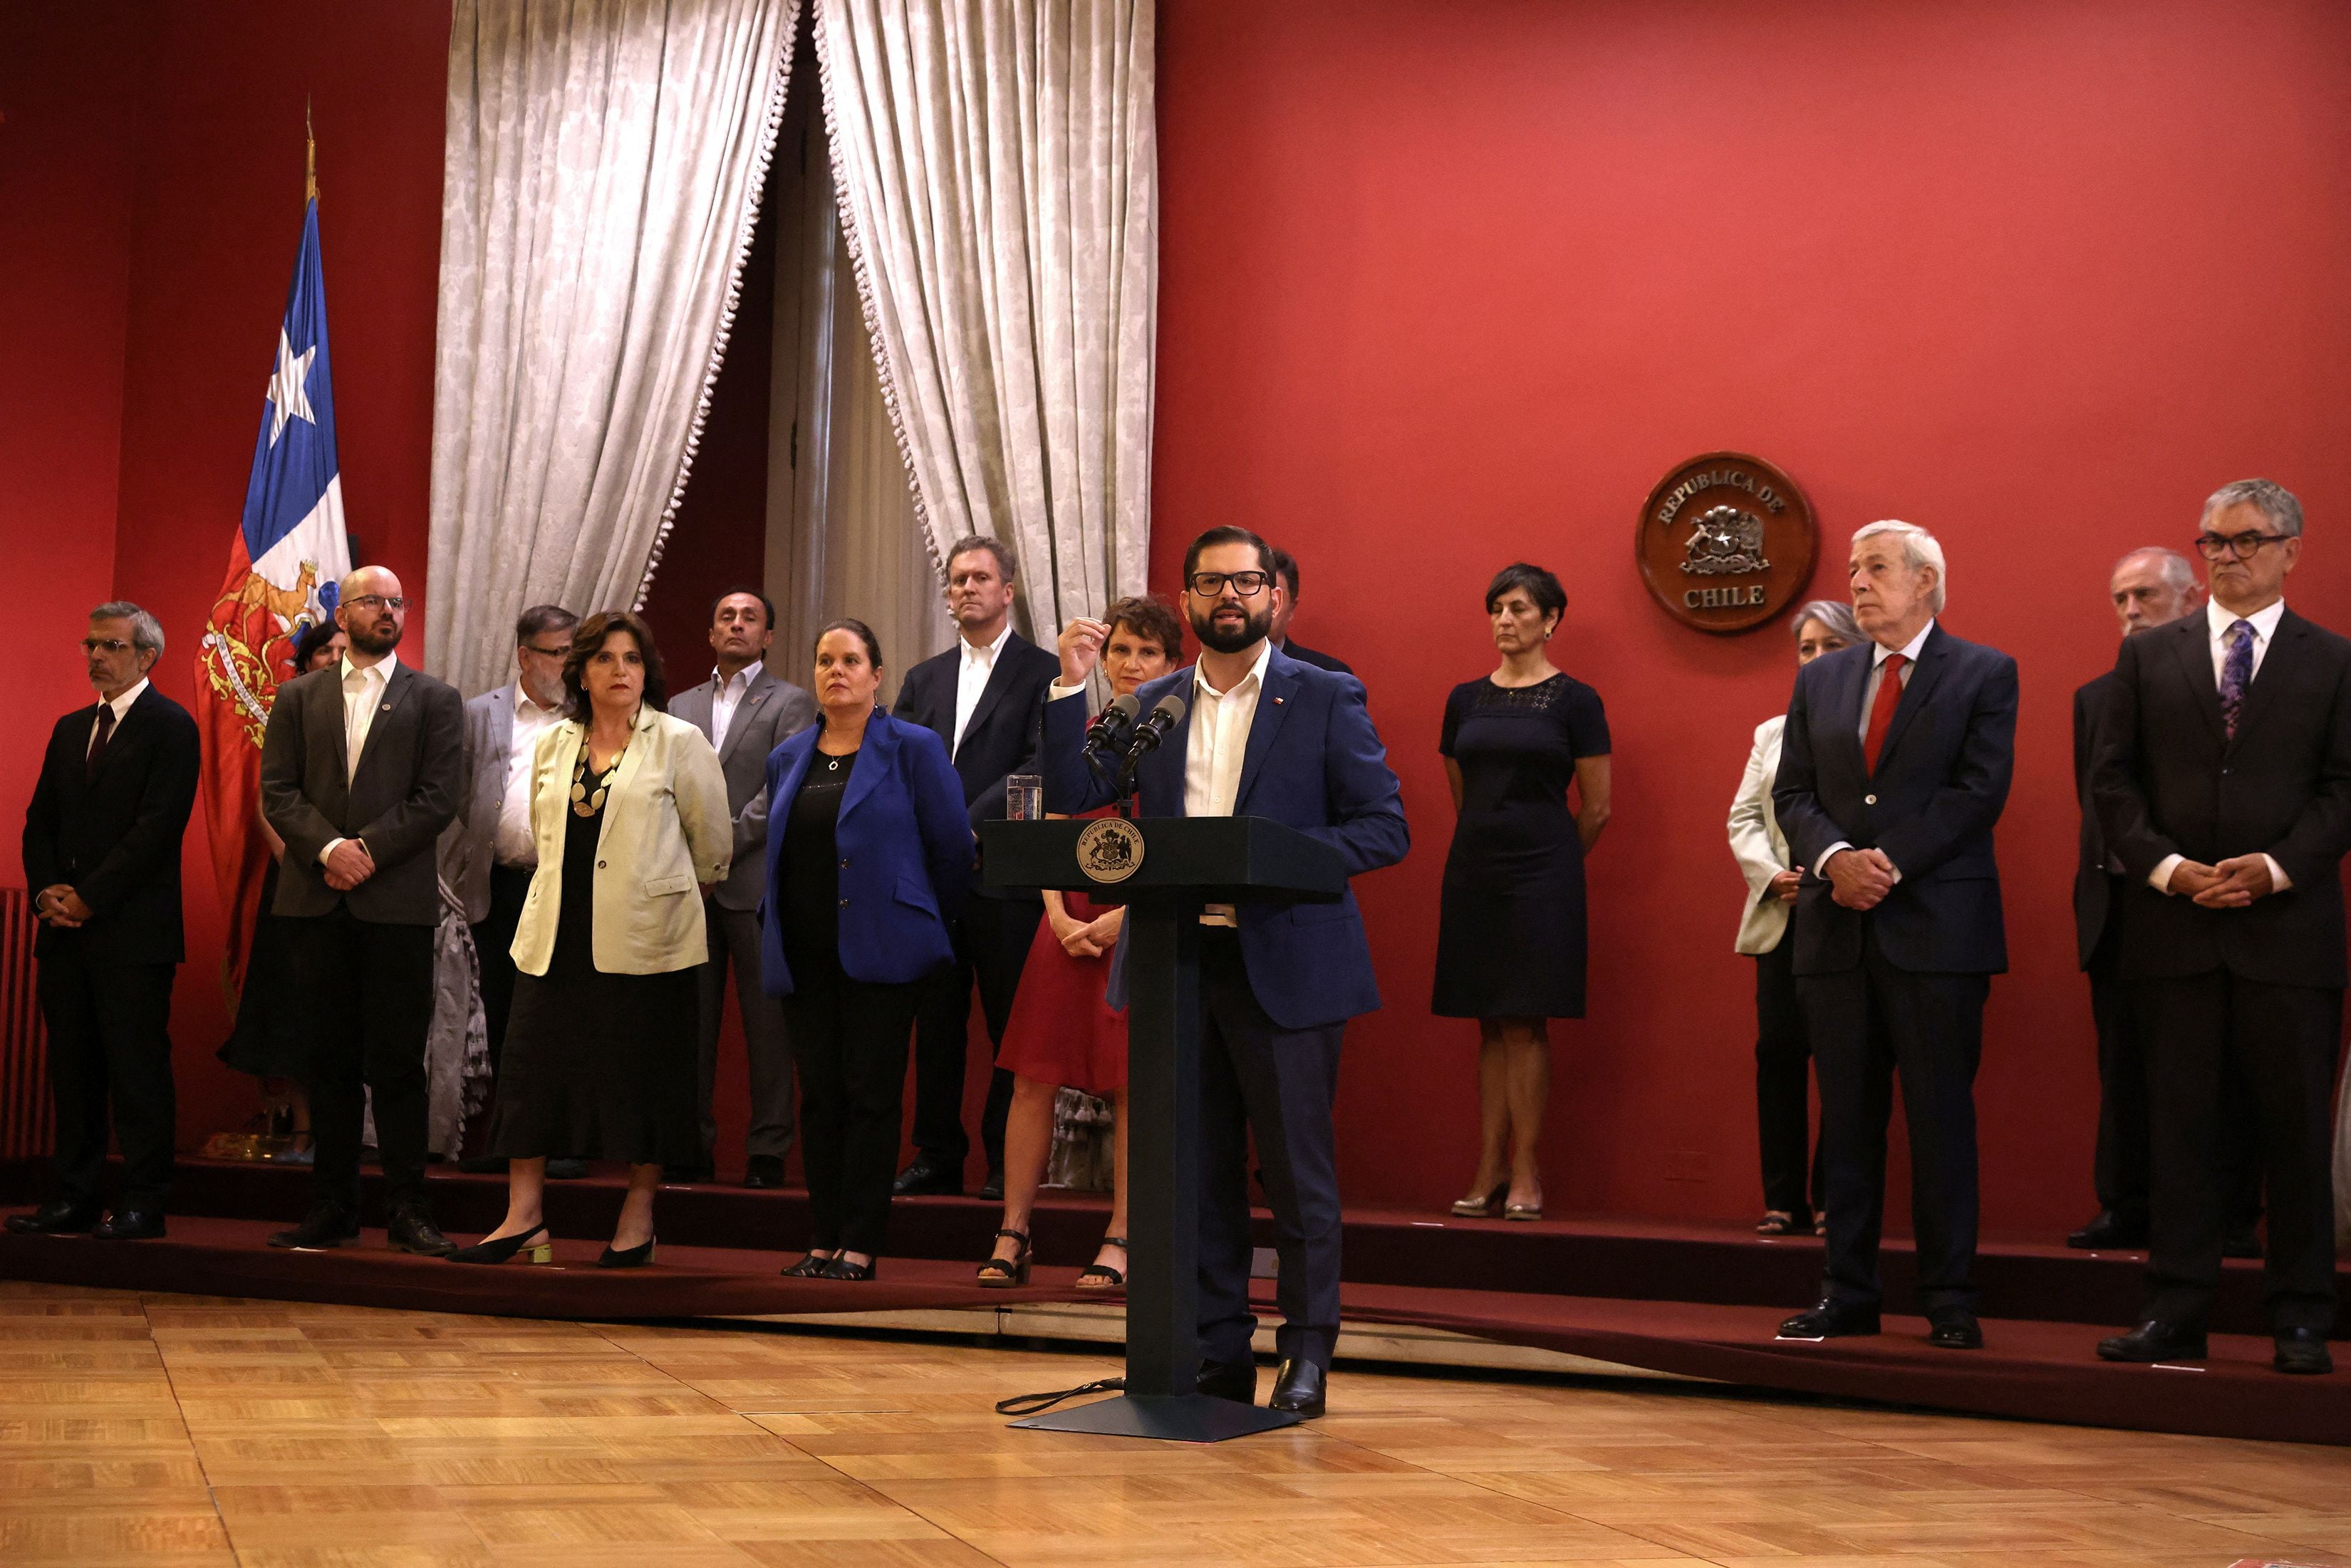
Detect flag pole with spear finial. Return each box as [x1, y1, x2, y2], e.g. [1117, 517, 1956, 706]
[305, 95, 317, 202]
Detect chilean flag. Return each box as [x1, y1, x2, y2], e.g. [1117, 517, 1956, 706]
[194, 197, 353, 992]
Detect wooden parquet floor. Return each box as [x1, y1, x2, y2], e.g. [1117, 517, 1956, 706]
[4, 1279, 2346, 1568]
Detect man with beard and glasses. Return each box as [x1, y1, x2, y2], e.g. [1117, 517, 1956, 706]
[1044, 526, 1409, 1420]
[260, 566, 464, 1253]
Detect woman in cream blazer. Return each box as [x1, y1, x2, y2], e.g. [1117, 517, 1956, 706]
[452, 611, 731, 1270]
[1728, 599, 1859, 1237]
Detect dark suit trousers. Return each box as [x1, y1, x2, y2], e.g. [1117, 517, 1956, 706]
[472, 866, 534, 1074]
[909, 895, 1041, 1170]
[1754, 940, 1825, 1221]
[296, 907, 436, 1213]
[784, 954, 918, 1255]
[1799, 928, 1988, 1315]
[699, 903, 796, 1163]
[1195, 928, 1345, 1372]
[2140, 970, 2342, 1334]
[39, 940, 177, 1210]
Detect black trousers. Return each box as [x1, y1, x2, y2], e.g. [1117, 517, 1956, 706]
[908, 894, 1040, 1170]
[472, 865, 534, 1074]
[1798, 930, 1988, 1315]
[296, 908, 436, 1214]
[1754, 940, 1826, 1220]
[39, 940, 177, 1210]
[2139, 970, 2342, 1334]
[700, 903, 797, 1165]
[784, 955, 919, 1255]
[1195, 928, 1346, 1372]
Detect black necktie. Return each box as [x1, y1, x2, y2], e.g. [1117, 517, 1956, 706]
[86, 705, 115, 781]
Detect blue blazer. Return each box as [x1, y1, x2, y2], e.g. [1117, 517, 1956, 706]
[759, 709, 975, 995]
[1773, 621, 2018, 977]
[1040, 647, 1409, 1029]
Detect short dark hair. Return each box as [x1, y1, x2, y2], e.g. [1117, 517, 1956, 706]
[515, 604, 578, 645]
[1182, 526, 1274, 582]
[1104, 594, 1184, 659]
[1267, 546, 1300, 599]
[814, 617, 884, 669]
[944, 534, 1018, 584]
[709, 585, 777, 630]
[1485, 562, 1567, 623]
[561, 610, 668, 720]
[292, 618, 345, 673]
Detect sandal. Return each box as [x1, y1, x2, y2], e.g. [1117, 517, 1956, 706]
[1755, 1210, 1798, 1236]
[782, 1250, 836, 1277]
[976, 1228, 1032, 1287]
[1076, 1236, 1128, 1289]
[1503, 1201, 1542, 1222]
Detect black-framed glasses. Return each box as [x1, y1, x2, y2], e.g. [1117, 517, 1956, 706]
[346, 593, 408, 612]
[521, 643, 569, 660]
[81, 638, 133, 655]
[1185, 571, 1271, 598]
[2195, 530, 2288, 562]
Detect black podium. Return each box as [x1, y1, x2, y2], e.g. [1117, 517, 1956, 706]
[981, 815, 1346, 1441]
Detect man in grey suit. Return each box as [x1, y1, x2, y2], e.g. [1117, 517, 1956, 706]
[260, 566, 464, 1253]
[669, 587, 818, 1185]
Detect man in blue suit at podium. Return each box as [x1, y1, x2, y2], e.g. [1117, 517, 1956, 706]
[1045, 526, 1408, 1418]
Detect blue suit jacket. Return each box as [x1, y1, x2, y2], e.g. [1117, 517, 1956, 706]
[1773, 621, 2017, 977]
[760, 710, 975, 995]
[1040, 647, 1409, 1029]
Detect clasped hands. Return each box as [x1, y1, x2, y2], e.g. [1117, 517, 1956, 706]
[2166, 855, 2275, 908]
[322, 838, 377, 892]
[34, 884, 92, 928]
[1050, 905, 1124, 959]
[1824, 847, 1898, 911]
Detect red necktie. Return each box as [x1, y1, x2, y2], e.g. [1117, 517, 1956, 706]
[1862, 653, 1908, 774]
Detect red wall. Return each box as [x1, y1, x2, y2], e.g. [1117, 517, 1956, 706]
[1153, 0, 2351, 1234]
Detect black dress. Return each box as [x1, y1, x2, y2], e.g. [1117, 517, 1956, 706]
[219, 858, 308, 1078]
[489, 762, 702, 1165]
[1431, 673, 1611, 1020]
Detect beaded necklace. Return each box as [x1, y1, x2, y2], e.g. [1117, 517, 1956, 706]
[571, 733, 630, 818]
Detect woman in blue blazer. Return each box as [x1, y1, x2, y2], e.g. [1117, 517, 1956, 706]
[762, 618, 973, 1279]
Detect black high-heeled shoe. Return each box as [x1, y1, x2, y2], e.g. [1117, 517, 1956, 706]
[448, 1223, 553, 1265]
[1076, 1236, 1128, 1289]
[821, 1254, 876, 1281]
[977, 1228, 1032, 1287]
[781, 1250, 836, 1277]
[596, 1235, 657, 1269]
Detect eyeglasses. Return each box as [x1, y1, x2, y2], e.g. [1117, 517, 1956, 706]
[521, 643, 569, 660]
[346, 593, 408, 612]
[81, 638, 133, 655]
[1185, 571, 1270, 598]
[2194, 531, 2288, 562]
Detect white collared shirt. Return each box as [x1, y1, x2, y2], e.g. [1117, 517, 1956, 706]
[1186, 642, 1274, 927]
[496, 685, 562, 868]
[1855, 619, 1934, 742]
[320, 650, 398, 867]
[89, 677, 149, 755]
[953, 623, 1013, 758]
[710, 660, 763, 755]
[2149, 597, 2293, 895]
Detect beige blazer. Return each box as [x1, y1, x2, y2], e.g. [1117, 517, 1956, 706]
[1728, 714, 1795, 955]
[510, 706, 732, 977]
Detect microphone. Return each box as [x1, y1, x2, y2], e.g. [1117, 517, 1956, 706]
[1083, 692, 1141, 755]
[1123, 693, 1188, 762]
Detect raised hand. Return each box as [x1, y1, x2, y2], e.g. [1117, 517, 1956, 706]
[1057, 616, 1111, 687]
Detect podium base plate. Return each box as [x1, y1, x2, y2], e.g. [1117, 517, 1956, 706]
[1010, 1392, 1302, 1443]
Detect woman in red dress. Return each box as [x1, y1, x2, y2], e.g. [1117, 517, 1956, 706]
[977, 596, 1181, 1288]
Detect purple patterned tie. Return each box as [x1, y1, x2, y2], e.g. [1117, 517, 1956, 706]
[2220, 619, 2254, 740]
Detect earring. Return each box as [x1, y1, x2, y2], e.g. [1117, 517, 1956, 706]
[1543, 628, 1553, 640]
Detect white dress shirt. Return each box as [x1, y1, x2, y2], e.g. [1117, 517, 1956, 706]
[1817, 621, 1934, 878]
[321, 650, 397, 866]
[89, 677, 149, 755]
[952, 623, 1013, 758]
[496, 685, 562, 868]
[2149, 596, 2292, 895]
[709, 659, 763, 756]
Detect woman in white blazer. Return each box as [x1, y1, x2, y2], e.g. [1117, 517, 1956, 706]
[1728, 599, 1859, 1237]
[451, 611, 731, 1269]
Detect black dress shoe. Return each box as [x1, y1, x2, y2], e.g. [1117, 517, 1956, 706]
[5, 1198, 100, 1235]
[544, 1158, 589, 1180]
[387, 1204, 456, 1257]
[2222, 1225, 2263, 1260]
[269, 1203, 360, 1250]
[978, 1166, 1005, 1203]
[743, 1155, 786, 1189]
[455, 1154, 507, 1174]
[1195, 1358, 1257, 1404]
[2097, 1320, 2207, 1363]
[1777, 1298, 1880, 1339]
[2067, 1210, 2147, 1250]
[891, 1158, 961, 1198]
[2275, 1327, 2334, 1376]
[93, 1207, 166, 1241]
[1267, 1359, 1326, 1418]
[1926, 1309, 1983, 1349]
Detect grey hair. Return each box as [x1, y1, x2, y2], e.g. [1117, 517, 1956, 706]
[2111, 546, 2198, 593]
[1790, 598, 1862, 647]
[90, 601, 165, 658]
[2202, 478, 2303, 538]
[1851, 519, 1948, 613]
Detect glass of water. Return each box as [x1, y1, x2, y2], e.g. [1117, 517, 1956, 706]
[1006, 774, 1045, 822]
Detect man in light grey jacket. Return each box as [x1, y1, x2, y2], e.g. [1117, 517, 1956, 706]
[669, 587, 819, 1185]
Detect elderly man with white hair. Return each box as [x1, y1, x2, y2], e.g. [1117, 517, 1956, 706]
[1771, 520, 2020, 1352]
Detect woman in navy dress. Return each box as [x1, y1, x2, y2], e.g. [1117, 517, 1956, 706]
[1433, 563, 1612, 1222]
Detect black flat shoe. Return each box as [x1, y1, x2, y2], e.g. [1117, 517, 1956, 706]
[976, 1228, 1031, 1287]
[2275, 1327, 2333, 1376]
[92, 1207, 165, 1241]
[978, 1166, 1005, 1203]
[2097, 1320, 2207, 1363]
[1926, 1309, 1983, 1349]
[388, 1204, 456, 1258]
[1777, 1298, 1881, 1339]
[891, 1158, 961, 1198]
[2067, 1210, 2147, 1250]
[1268, 1359, 1326, 1418]
[1076, 1236, 1128, 1289]
[269, 1203, 360, 1250]
[6, 1198, 100, 1235]
[1196, 1358, 1257, 1404]
[597, 1236, 658, 1269]
[449, 1224, 552, 1265]
[743, 1155, 786, 1189]
[821, 1255, 876, 1281]
[781, 1251, 835, 1277]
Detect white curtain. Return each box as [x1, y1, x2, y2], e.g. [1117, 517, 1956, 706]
[427, 0, 799, 695]
[811, 0, 1156, 640]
